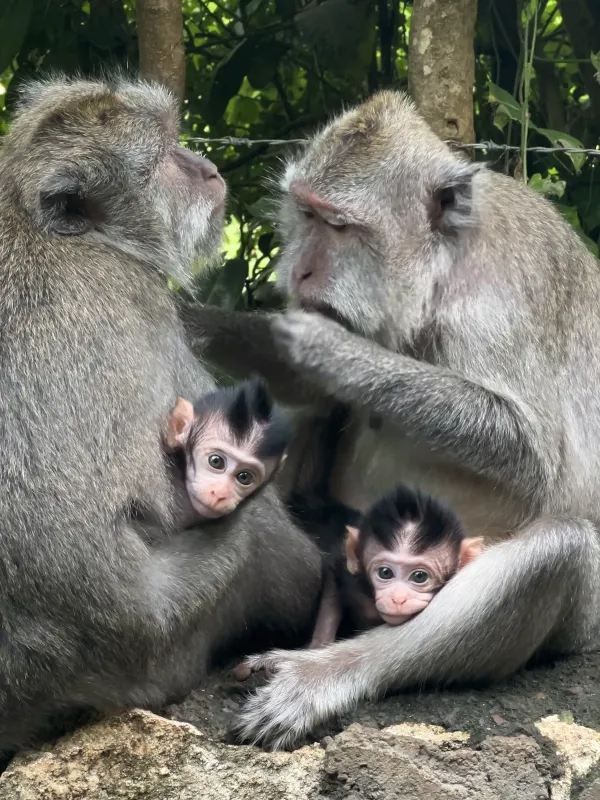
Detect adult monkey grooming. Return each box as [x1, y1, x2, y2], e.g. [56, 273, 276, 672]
[191, 92, 600, 748]
[0, 76, 321, 754]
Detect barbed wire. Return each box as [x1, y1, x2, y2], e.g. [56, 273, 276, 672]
[185, 134, 600, 158]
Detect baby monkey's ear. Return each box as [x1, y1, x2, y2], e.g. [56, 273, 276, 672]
[164, 397, 195, 449]
[458, 536, 485, 568]
[345, 525, 361, 574]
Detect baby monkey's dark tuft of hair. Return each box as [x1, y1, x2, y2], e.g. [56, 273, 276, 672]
[360, 484, 465, 555]
[192, 377, 292, 459]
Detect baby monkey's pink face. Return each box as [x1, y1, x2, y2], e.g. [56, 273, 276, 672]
[185, 434, 276, 518]
[360, 539, 447, 624]
[346, 526, 483, 626]
[165, 397, 280, 519]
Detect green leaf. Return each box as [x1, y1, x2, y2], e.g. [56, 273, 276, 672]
[528, 172, 566, 199]
[535, 128, 586, 173]
[556, 203, 581, 231]
[555, 204, 597, 254]
[0, 0, 34, 73]
[591, 51, 600, 75]
[488, 82, 524, 124]
[207, 37, 286, 123]
[226, 95, 260, 126]
[205, 259, 249, 309]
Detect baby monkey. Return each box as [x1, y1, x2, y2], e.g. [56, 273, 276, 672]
[310, 485, 484, 646]
[164, 378, 291, 523]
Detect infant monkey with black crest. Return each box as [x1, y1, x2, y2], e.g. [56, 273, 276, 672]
[310, 485, 484, 647]
[164, 378, 291, 525]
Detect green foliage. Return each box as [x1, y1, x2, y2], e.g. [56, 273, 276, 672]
[0, 0, 598, 311]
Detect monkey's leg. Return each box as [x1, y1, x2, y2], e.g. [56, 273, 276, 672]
[308, 570, 342, 648]
[236, 516, 600, 749]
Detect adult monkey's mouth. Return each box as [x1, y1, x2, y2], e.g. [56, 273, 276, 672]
[298, 300, 356, 333]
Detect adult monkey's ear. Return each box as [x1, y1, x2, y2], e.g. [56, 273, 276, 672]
[428, 160, 482, 236]
[37, 167, 95, 235]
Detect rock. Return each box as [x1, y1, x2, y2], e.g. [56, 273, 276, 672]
[0, 709, 324, 800]
[323, 723, 554, 800]
[3, 652, 600, 799]
[581, 780, 600, 800]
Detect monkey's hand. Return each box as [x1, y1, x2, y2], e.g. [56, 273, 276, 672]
[232, 652, 282, 681]
[235, 643, 364, 750]
[272, 311, 349, 375]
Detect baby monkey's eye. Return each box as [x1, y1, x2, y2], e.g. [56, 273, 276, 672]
[208, 454, 225, 470]
[409, 570, 430, 584]
[377, 566, 394, 580]
[236, 471, 254, 486]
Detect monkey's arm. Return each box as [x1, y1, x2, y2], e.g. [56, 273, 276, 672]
[179, 304, 321, 406]
[274, 312, 548, 497]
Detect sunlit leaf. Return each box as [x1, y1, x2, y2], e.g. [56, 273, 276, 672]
[488, 82, 524, 123]
[535, 128, 586, 172]
[528, 173, 566, 198]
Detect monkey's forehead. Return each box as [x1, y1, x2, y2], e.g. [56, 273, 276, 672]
[281, 90, 448, 192]
[8, 76, 179, 151]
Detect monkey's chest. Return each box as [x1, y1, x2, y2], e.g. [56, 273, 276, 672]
[330, 414, 524, 540]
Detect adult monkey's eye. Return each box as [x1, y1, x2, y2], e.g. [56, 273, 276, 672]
[409, 570, 429, 584]
[208, 454, 225, 470]
[236, 471, 254, 486]
[377, 566, 394, 580]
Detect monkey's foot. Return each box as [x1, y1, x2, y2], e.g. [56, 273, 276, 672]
[236, 646, 353, 750]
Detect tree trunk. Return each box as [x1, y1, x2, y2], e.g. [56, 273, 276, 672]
[136, 0, 185, 102]
[408, 0, 478, 143]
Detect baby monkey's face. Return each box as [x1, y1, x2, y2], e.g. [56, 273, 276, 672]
[345, 523, 484, 626]
[185, 432, 276, 518]
[165, 395, 285, 520]
[360, 538, 451, 625]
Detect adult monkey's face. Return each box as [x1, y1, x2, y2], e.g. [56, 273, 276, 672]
[275, 91, 479, 348]
[5, 77, 227, 284]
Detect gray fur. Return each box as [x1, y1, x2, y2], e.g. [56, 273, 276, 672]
[0, 75, 321, 753]
[224, 91, 600, 747]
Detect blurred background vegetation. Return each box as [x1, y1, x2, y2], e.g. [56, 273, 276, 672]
[0, 0, 598, 310]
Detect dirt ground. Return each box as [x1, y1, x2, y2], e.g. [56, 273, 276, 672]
[168, 649, 600, 750]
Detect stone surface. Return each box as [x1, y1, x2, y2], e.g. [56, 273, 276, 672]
[2, 652, 600, 799]
[0, 709, 325, 800]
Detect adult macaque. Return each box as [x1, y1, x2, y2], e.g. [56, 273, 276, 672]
[309, 485, 483, 647]
[189, 91, 600, 749]
[164, 378, 291, 522]
[0, 76, 321, 755]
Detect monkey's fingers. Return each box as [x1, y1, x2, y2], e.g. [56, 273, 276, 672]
[233, 650, 286, 681]
[231, 661, 253, 681]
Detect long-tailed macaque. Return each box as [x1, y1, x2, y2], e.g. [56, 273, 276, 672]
[309, 485, 483, 646]
[164, 378, 291, 522]
[188, 91, 600, 749]
[0, 76, 321, 755]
